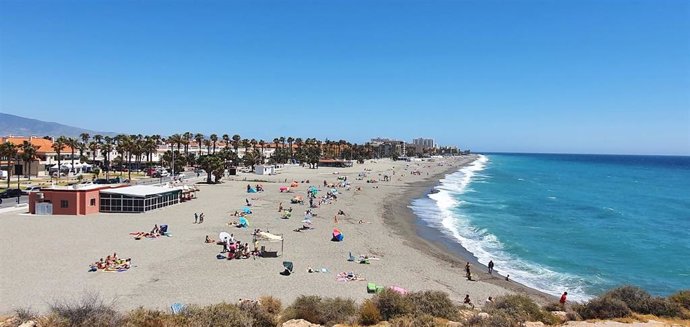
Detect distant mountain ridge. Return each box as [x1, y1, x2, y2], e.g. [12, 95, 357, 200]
[0, 112, 118, 138]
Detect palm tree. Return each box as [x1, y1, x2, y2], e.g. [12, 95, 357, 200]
[232, 134, 241, 153]
[183, 132, 192, 156]
[21, 141, 37, 181]
[1, 142, 17, 188]
[194, 133, 204, 156]
[287, 137, 295, 161]
[51, 137, 67, 180]
[103, 136, 113, 180]
[222, 134, 230, 150]
[203, 139, 212, 154]
[65, 137, 78, 173]
[210, 134, 218, 154]
[241, 139, 250, 156]
[258, 139, 266, 161]
[88, 141, 99, 165]
[79, 133, 90, 162]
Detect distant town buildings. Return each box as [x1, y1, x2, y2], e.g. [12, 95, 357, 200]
[412, 137, 436, 155]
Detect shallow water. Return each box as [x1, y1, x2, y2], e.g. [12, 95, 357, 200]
[411, 153, 690, 301]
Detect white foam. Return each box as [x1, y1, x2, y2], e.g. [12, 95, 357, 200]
[410, 155, 593, 302]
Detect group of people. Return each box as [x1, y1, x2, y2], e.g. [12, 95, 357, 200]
[220, 233, 257, 260]
[131, 224, 166, 240]
[89, 252, 131, 272]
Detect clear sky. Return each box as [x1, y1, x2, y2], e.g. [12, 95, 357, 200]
[1, 0, 688, 155]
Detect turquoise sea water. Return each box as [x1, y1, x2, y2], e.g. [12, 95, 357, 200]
[411, 153, 690, 301]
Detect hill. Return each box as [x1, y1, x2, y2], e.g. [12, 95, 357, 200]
[0, 112, 117, 138]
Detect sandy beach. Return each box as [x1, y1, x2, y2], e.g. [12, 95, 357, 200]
[0, 156, 526, 314]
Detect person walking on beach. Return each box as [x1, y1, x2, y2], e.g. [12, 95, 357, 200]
[559, 292, 568, 308]
[194, 212, 198, 224]
[488, 260, 494, 275]
[199, 212, 204, 224]
[465, 262, 472, 280]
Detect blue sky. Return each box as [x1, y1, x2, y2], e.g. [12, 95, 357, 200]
[1, 0, 688, 155]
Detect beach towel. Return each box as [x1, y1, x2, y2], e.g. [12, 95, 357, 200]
[367, 282, 377, 293]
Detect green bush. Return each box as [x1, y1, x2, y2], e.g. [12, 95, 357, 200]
[668, 290, 690, 310]
[283, 295, 323, 324]
[408, 290, 459, 320]
[577, 297, 632, 319]
[49, 293, 122, 327]
[359, 299, 381, 325]
[604, 286, 684, 317]
[487, 294, 556, 324]
[373, 288, 413, 320]
[181, 303, 253, 327]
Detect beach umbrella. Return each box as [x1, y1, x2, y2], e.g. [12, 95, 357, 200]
[332, 228, 343, 242]
[239, 217, 249, 228]
[219, 232, 231, 242]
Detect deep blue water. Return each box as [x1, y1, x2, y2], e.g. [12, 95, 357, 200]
[411, 153, 690, 301]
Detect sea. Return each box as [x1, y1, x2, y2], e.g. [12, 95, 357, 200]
[410, 153, 690, 302]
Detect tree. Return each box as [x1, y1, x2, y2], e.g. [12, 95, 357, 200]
[51, 137, 67, 180]
[222, 134, 230, 149]
[88, 141, 99, 165]
[197, 154, 224, 184]
[79, 133, 90, 163]
[232, 134, 241, 153]
[194, 133, 204, 156]
[258, 139, 266, 161]
[65, 137, 78, 173]
[210, 134, 218, 154]
[21, 141, 37, 181]
[183, 132, 192, 156]
[287, 137, 295, 161]
[242, 149, 262, 170]
[0, 141, 17, 188]
[102, 136, 113, 180]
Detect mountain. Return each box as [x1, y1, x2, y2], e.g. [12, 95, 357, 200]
[0, 112, 118, 138]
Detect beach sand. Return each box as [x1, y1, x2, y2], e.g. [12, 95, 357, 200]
[0, 156, 541, 314]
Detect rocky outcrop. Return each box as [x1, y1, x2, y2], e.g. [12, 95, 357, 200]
[282, 319, 323, 327]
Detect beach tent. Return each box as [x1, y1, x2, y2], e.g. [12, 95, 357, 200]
[243, 207, 252, 214]
[247, 188, 257, 193]
[254, 232, 284, 257]
[332, 228, 344, 242]
[238, 217, 249, 228]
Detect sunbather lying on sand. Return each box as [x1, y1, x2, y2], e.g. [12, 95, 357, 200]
[205, 235, 215, 243]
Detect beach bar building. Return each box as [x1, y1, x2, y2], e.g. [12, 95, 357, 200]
[99, 185, 182, 213]
[29, 184, 113, 215]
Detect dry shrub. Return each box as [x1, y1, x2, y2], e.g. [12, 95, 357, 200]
[668, 290, 690, 310]
[373, 288, 413, 321]
[358, 299, 381, 325]
[180, 302, 253, 327]
[15, 307, 37, 323]
[283, 295, 356, 326]
[48, 292, 122, 327]
[408, 290, 459, 320]
[463, 312, 520, 327]
[238, 300, 278, 327]
[604, 286, 684, 318]
[282, 295, 322, 324]
[388, 314, 439, 327]
[576, 296, 632, 320]
[123, 307, 169, 327]
[542, 302, 563, 311]
[487, 294, 557, 324]
[259, 296, 283, 315]
[319, 297, 357, 326]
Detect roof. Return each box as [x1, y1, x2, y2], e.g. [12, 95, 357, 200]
[0, 136, 74, 154]
[42, 184, 118, 192]
[100, 185, 183, 197]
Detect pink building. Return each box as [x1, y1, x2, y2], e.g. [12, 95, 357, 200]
[29, 185, 114, 215]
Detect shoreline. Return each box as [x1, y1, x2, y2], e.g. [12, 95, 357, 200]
[383, 155, 557, 304]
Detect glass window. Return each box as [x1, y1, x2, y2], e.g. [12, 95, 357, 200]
[60, 200, 68, 208]
[90, 198, 96, 206]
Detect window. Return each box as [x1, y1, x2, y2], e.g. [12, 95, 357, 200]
[90, 198, 96, 206]
[60, 200, 68, 208]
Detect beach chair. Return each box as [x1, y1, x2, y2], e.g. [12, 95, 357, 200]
[347, 251, 355, 262]
[171, 303, 185, 314]
[281, 261, 294, 276]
